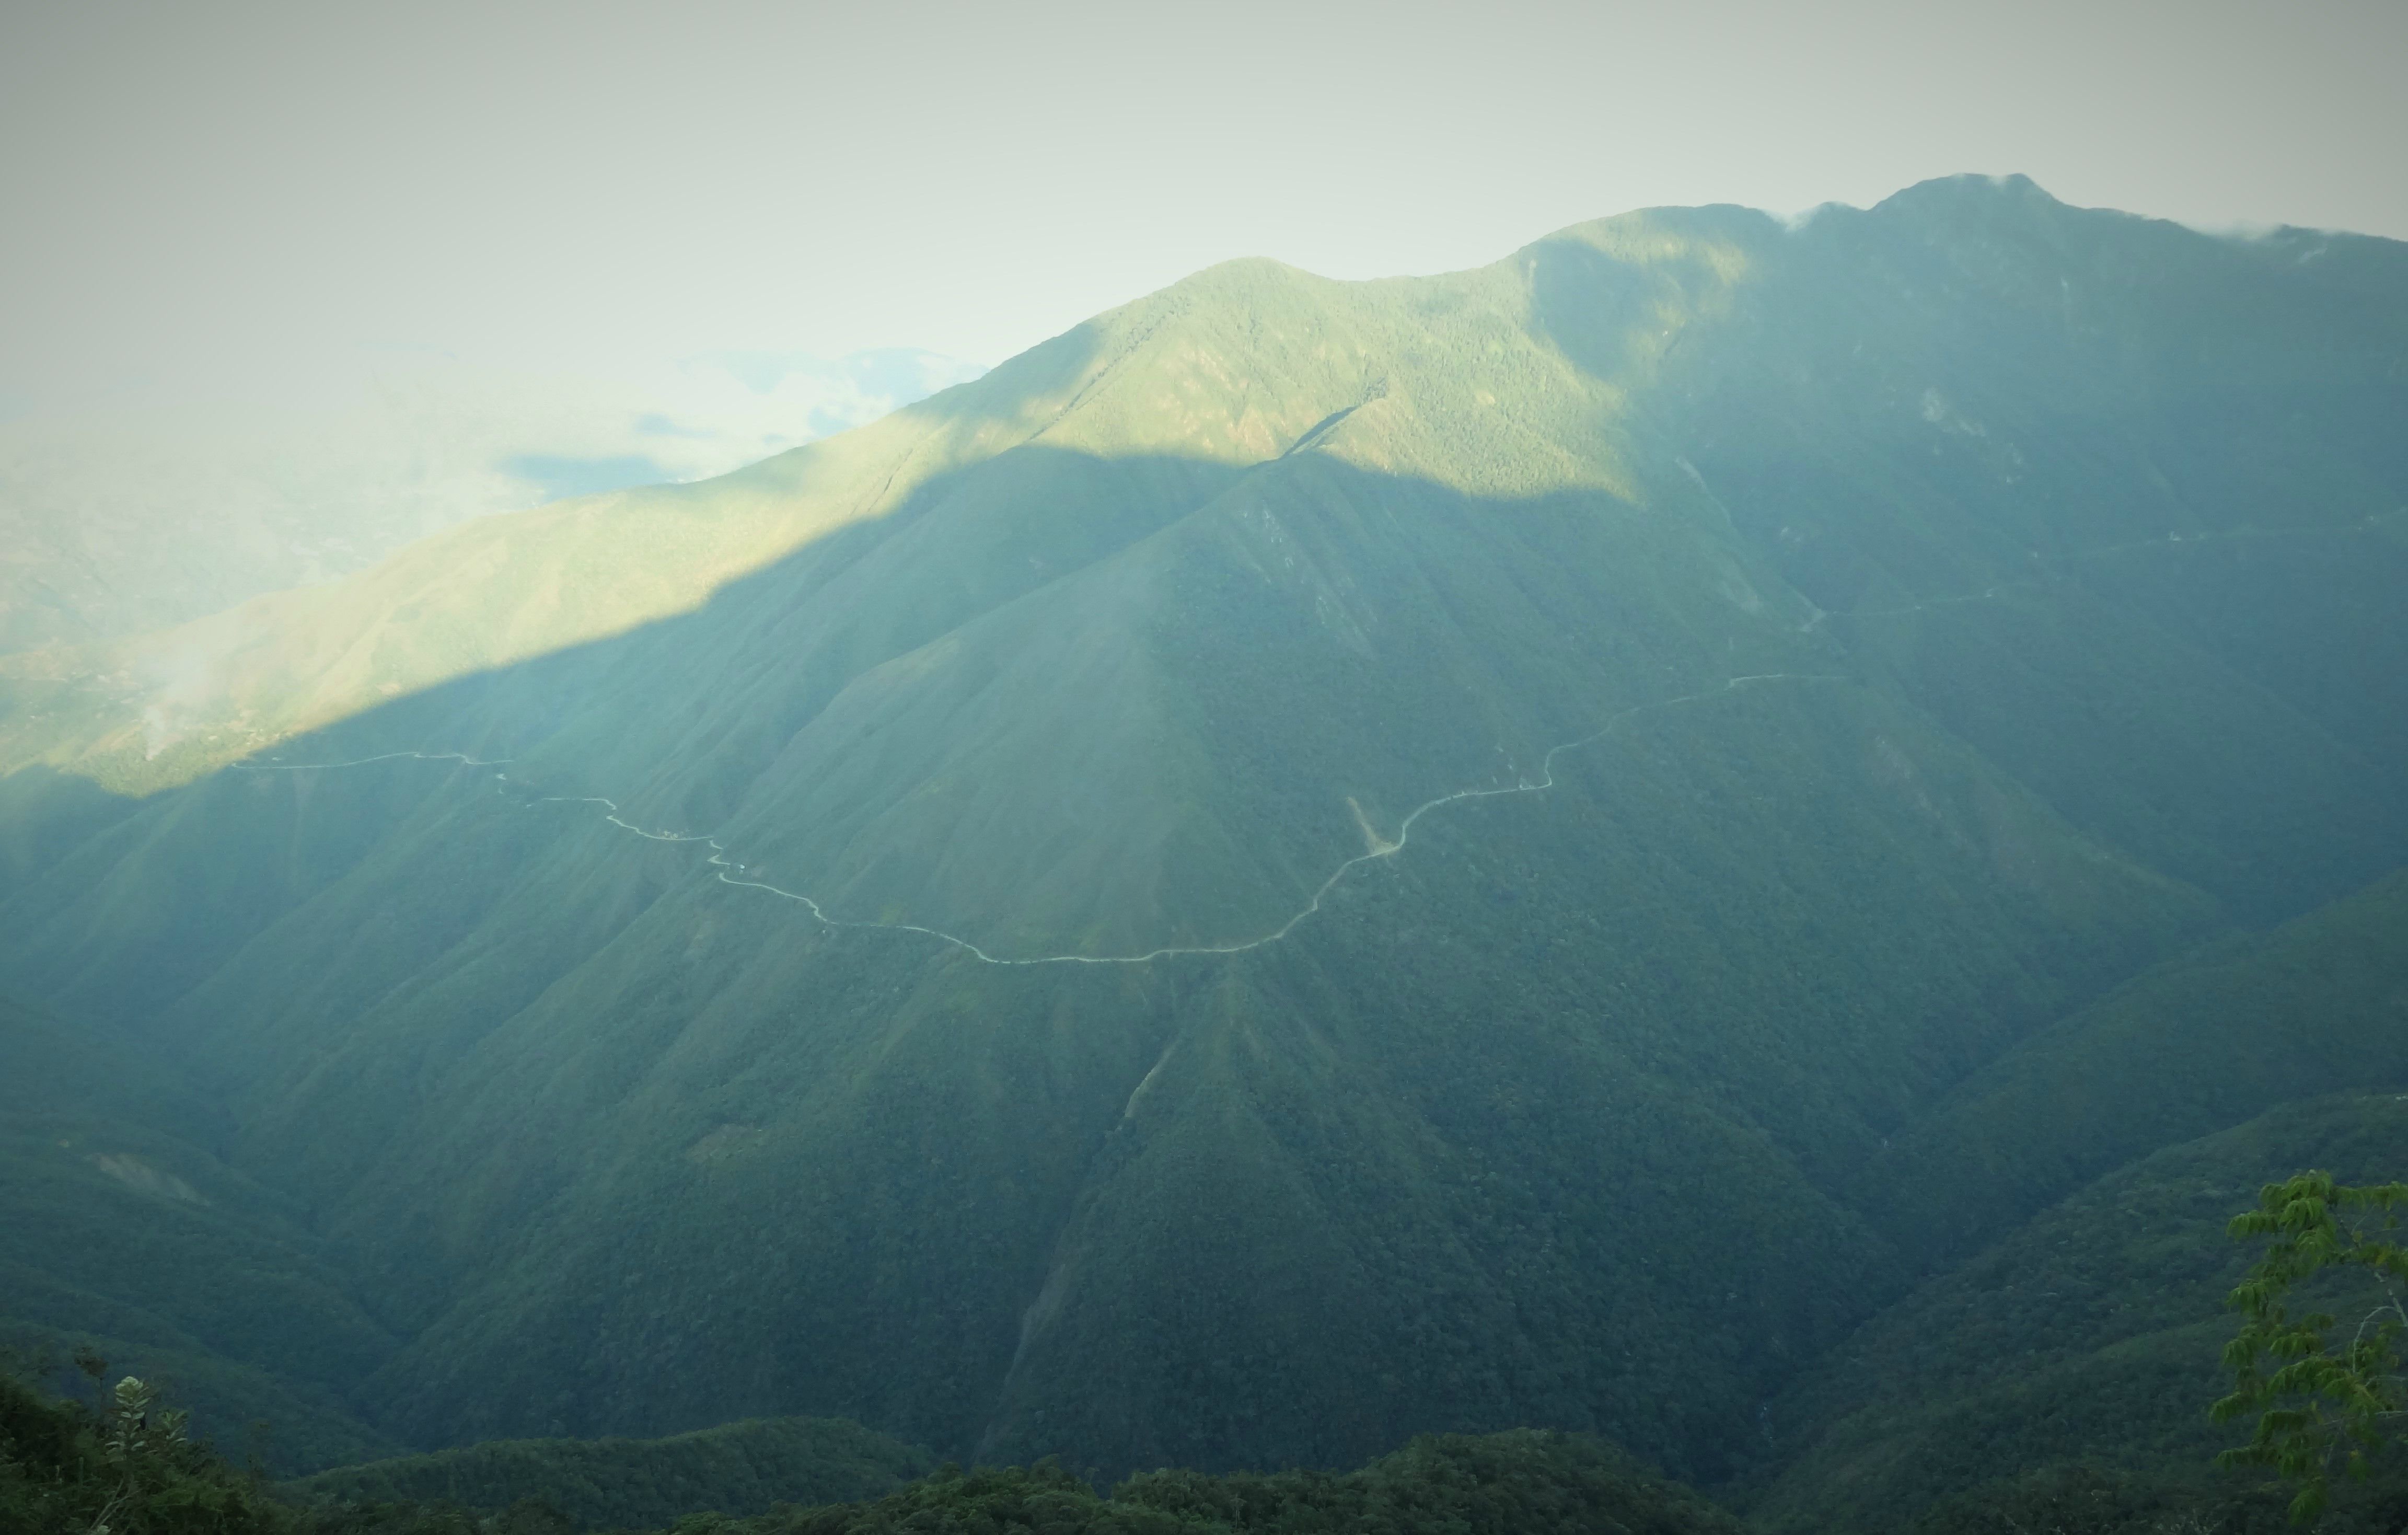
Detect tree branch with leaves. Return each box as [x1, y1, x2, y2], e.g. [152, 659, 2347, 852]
[2213, 1170, 2408, 1523]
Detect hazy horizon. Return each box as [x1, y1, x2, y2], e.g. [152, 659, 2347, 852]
[5, 0, 2404, 416]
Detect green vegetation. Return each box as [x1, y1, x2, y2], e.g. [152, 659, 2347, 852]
[0, 995, 401, 1471]
[2215, 1172, 2408, 1520]
[1901, 1463, 2408, 1535]
[678, 1434, 1742, 1535]
[4, 1364, 1731, 1535]
[1774, 1165, 2408, 1535]
[1863, 869, 2408, 1269]
[2, 1358, 285, 1535]
[285, 1419, 932, 1531]
[0, 174, 2402, 1511]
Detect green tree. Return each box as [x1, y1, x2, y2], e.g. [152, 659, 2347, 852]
[88, 1374, 193, 1535]
[2214, 1170, 2408, 1522]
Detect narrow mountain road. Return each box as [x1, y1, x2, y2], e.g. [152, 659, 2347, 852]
[243, 672, 1840, 966]
[224, 518, 2391, 963]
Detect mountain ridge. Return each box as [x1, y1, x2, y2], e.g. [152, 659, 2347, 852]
[0, 175, 2401, 1492]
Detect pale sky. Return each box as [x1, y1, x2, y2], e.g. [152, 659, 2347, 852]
[4, 0, 2404, 409]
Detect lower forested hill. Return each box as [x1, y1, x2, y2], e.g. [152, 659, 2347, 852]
[283, 1417, 933, 1530]
[4, 1367, 1737, 1535]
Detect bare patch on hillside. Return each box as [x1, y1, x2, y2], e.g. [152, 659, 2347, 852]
[87, 1152, 207, 1205]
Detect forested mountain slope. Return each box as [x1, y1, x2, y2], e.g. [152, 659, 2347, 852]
[0, 175, 2401, 1489]
[0, 996, 400, 1469]
[1754, 1093, 2408, 1532]
[1868, 868, 2408, 1267]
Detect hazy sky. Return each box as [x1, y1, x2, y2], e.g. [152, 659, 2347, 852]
[5, 0, 2404, 408]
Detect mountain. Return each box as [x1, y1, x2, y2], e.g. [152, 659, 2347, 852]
[0, 173, 2402, 1495]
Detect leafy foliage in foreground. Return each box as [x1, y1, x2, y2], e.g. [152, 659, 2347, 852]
[1, 1361, 283, 1535]
[2214, 1172, 2408, 1520]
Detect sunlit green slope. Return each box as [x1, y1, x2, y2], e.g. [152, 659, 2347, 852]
[0, 175, 2402, 1487]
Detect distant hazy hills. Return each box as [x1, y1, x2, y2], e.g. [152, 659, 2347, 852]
[0, 174, 2402, 1513]
[0, 347, 982, 654]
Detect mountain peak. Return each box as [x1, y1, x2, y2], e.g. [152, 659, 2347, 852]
[1877, 170, 2060, 210]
